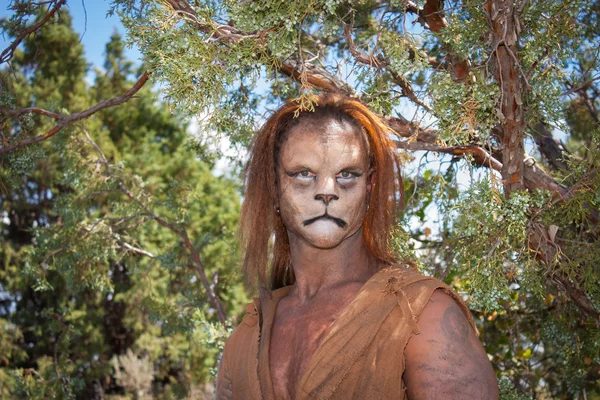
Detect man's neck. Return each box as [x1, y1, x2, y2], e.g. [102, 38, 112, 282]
[286, 228, 375, 303]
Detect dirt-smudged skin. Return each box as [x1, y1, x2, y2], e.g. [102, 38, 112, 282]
[404, 290, 499, 399]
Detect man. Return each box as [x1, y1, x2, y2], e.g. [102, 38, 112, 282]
[216, 94, 499, 399]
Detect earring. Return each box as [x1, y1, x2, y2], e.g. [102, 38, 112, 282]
[274, 205, 280, 214]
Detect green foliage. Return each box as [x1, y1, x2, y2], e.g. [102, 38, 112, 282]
[541, 128, 600, 306]
[449, 179, 548, 310]
[429, 73, 499, 144]
[380, 31, 429, 77]
[389, 224, 423, 271]
[1, 9, 246, 397]
[436, 0, 488, 60]
[360, 70, 397, 115]
[498, 377, 530, 400]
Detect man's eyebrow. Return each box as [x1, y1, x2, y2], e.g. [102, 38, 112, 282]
[336, 161, 366, 171]
[339, 161, 365, 169]
[282, 163, 312, 172]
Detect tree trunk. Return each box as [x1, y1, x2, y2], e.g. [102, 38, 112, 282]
[487, 0, 525, 197]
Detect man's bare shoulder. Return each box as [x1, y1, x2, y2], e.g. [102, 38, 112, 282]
[403, 290, 499, 400]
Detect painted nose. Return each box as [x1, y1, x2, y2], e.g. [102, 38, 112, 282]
[315, 193, 339, 205]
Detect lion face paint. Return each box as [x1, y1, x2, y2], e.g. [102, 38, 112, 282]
[276, 118, 372, 250]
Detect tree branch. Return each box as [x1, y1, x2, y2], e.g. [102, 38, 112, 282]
[396, 126, 597, 320]
[114, 236, 157, 259]
[0, 72, 149, 155]
[342, 23, 433, 113]
[387, 116, 439, 143]
[387, 114, 572, 206]
[576, 87, 599, 124]
[128, 0, 598, 321]
[81, 128, 228, 324]
[0, 0, 67, 65]
[396, 141, 503, 171]
[162, 0, 355, 96]
[278, 58, 355, 95]
[0, 107, 62, 123]
[125, 190, 228, 324]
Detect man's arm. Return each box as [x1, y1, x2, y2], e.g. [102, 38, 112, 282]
[403, 290, 499, 399]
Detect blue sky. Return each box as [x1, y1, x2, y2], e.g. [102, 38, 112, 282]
[1, 0, 141, 72]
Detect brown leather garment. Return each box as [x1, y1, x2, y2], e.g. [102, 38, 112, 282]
[218, 266, 477, 399]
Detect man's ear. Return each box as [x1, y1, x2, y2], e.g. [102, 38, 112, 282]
[367, 168, 376, 193]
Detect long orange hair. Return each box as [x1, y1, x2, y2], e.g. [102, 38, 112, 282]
[239, 94, 404, 290]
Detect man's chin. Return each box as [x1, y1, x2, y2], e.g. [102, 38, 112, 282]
[300, 228, 363, 250]
[304, 237, 345, 250]
[285, 221, 363, 249]
[290, 228, 342, 249]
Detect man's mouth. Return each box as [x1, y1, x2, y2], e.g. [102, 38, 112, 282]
[302, 213, 347, 228]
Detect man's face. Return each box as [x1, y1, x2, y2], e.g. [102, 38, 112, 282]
[277, 117, 372, 249]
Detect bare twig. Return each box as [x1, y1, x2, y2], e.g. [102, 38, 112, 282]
[562, 75, 600, 97]
[0, 107, 61, 123]
[278, 59, 355, 95]
[574, 87, 600, 124]
[115, 236, 157, 259]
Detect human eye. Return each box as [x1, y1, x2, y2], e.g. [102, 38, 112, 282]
[293, 170, 316, 180]
[336, 170, 360, 181]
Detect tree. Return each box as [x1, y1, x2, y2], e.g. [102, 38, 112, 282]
[1, 6, 245, 398]
[1, 0, 600, 398]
